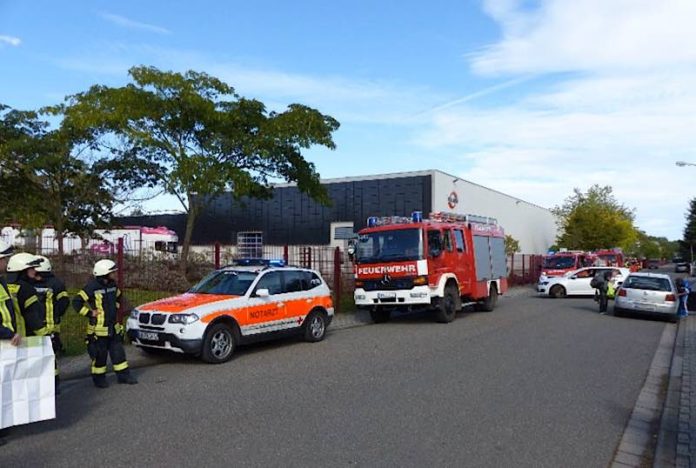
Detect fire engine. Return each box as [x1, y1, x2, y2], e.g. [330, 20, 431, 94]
[541, 251, 595, 278]
[352, 211, 508, 324]
[593, 248, 624, 267]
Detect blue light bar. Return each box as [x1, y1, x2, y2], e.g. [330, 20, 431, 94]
[367, 216, 378, 227]
[411, 211, 423, 223]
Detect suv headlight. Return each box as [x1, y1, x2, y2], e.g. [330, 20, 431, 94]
[168, 313, 199, 325]
[130, 308, 140, 320]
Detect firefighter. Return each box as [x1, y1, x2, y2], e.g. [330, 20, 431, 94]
[6, 253, 50, 337]
[33, 255, 69, 393]
[0, 241, 20, 447]
[73, 259, 137, 388]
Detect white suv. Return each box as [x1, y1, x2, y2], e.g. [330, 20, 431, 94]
[126, 265, 334, 363]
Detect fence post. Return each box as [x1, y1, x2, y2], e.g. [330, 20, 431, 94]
[510, 254, 516, 285]
[333, 247, 342, 314]
[521, 255, 526, 282]
[214, 242, 221, 270]
[117, 237, 124, 288]
[307, 247, 313, 270]
[283, 245, 289, 265]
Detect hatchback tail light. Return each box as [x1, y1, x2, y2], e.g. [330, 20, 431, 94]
[666, 294, 676, 302]
[618, 289, 627, 297]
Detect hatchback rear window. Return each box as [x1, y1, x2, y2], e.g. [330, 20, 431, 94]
[622, 276, 672, 292]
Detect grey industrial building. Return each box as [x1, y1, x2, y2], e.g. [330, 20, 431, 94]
[119, 170, 557, 254]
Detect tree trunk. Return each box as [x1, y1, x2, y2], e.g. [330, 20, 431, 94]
[180, 194, 198, 276]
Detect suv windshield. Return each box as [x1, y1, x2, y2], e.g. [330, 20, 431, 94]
[357, 228, 422, 264]
[543, 256, 576, 269]
[623, 276, 672, 292]
[189, 270, 258, 295]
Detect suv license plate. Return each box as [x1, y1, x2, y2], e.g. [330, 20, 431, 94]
[139, 331, 159, 341]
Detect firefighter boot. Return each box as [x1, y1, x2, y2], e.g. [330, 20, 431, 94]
[117, 371, 138, 385]
[93, 375, 109, 389]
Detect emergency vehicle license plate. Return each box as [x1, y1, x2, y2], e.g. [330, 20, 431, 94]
[138, 331, 160, 341]
[377, 292, 397, 299]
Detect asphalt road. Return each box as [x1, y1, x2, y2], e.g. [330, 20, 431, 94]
[1, 291, 667, 467]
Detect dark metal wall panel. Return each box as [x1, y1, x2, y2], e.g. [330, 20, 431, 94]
[118, 175, 433, 245]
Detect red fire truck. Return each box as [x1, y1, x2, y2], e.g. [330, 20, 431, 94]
[352, 211, 508, 324]
[593, 248, 624, 267]
[541, 251, 595, 278]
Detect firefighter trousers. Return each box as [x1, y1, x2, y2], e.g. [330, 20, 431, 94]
[91, 335, 130, 384]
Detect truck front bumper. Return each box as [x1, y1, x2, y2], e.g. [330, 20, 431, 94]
[354, 286, 432, 307]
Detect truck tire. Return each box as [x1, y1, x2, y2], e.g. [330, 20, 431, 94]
[370, 309, 391, 323]
[201, 323, 235, 364]
[435, 284, 460, 323]
[478, 284, 498, 312]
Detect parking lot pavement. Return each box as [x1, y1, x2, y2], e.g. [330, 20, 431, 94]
[4, 291, 666, 467]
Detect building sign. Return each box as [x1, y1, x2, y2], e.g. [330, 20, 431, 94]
[447, 191, 459, 209]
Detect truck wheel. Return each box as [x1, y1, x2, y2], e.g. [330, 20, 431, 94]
[478, 284, 499, 312]
[435, 285, 460, 323]
[201, 323, 235, 364]
[303, 310, 328, 342]
[370, 309, 391, 323]
[549, 285, 566, 299]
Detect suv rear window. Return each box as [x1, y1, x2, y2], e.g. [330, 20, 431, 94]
[623, 276, 672, 292]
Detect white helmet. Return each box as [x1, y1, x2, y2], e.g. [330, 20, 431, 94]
[93, 259, 117, 277]
[7, 253, 41, 273]
[35, 255, 52, 273]
[0, 239, 13, 259]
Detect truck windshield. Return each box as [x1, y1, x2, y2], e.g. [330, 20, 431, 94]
[189, 270, 258, 295]
[356, 229, 422, 264]
[543, 256, 576, 269]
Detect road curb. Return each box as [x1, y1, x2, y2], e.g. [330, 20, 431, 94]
[611, 321, 677, 467]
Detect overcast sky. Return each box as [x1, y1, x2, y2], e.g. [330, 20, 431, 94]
[1, 0, 694, 239]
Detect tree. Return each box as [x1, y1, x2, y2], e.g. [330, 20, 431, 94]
[682, 198, 696, 262]
[552, 185, 638, 251]
[1, 104, 133, 263]
[504, 234, 521, 256]
[62, 66, 340, 272]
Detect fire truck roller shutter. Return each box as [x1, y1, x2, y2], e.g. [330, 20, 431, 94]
[473, 236, 492, 281]
[490, 237, 507, 279]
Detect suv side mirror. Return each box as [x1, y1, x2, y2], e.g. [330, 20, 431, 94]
[256, 288, 270, 298]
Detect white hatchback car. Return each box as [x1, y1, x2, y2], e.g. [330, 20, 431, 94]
[538, 267, 630, 298]
[614, 273, 678, 321]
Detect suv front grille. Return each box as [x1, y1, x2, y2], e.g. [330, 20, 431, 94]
[139, 313, 151, 324]
[151, 314, 166, 325]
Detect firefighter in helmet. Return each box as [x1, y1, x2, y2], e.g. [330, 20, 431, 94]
[33, 255, 69, 392]
[73, 259, 137, 388]
[6, 253, 49, 337]
[0, 240, 20, 345]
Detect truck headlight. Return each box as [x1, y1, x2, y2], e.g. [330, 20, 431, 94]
[168, 313, 199, 324]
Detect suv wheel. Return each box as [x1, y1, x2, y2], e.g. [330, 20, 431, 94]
[303, 310, 328, 342]
[201, 323, 235, 364]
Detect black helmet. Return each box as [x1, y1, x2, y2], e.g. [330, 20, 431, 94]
[603, 270, 613, 280]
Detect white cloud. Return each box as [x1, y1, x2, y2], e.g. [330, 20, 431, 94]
[100, 12, 171, 35]
[417, 0, 696, 239]
[0, 35, 21, 47]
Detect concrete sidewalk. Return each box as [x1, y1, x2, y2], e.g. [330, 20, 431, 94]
[58, 286, 532, 381]
[655, 315, 696, 467]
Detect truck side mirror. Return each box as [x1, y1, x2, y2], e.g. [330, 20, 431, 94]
[347, 241, 356, 261]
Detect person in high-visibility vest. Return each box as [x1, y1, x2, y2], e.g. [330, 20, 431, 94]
[6, 253, 49, 337]
[32, 255, 69, 393]
[73, 259, 137, 388]
[0, 241, 21, 447]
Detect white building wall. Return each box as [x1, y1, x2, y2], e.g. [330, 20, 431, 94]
[430, 170, 557, 254]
